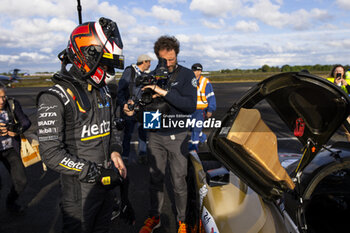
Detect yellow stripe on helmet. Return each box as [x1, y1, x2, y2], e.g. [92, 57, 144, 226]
[102, 53, 114, 59]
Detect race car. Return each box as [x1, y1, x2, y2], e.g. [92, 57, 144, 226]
[187, 71, 350, 233]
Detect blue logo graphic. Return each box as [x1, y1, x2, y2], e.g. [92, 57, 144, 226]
[143, 110, 161, 129]
[98, 101, 110, 108]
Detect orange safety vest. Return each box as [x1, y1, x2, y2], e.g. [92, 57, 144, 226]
[196, 76, 209, 110]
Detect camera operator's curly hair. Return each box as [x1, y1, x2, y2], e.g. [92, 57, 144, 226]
[154, 35, 180, 57]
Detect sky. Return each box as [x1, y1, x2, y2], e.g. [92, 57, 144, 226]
[1, 0, 350, 73]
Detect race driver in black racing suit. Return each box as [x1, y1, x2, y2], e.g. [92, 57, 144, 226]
[37, 18, 127, 233]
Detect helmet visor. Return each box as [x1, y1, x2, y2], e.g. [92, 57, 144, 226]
[100, 52, 124, 71]
[99, 18, 123, 50]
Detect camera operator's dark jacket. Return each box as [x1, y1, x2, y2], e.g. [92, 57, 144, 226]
[6, 98, 31, 154]
[117, 65, 141, 108]
[117, 65, 144, 121]
[158, 64, 197, 134]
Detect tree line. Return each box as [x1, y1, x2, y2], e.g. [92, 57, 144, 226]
[220, 64, 350, 74]
[2, 64, 350, 76]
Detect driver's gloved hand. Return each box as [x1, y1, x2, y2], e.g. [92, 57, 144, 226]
[80, 163, 123, 189]
[98, 166, 124, 189]
[80, 163, 101, 183]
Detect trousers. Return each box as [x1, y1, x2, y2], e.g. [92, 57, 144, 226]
[189, 109, 207, 151]
[122, 117, 147, 158]
[148, 131, 189, 222]
[0, 147, 27, 203]
[60, 175, 114, 233]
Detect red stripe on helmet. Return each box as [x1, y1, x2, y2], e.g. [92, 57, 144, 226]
[72, 24, 90, 36]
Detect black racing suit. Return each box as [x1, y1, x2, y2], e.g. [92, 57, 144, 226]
[37, 78, 122, 233]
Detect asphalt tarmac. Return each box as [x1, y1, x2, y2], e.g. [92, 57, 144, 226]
[0, 82, 336, 233]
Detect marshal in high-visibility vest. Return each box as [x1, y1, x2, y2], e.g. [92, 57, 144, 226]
[197, 75, 210, 109]
[327, 65, 350, 94]
[189, 63, 216, 151]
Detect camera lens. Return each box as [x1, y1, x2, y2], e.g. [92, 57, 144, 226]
[127, 103, 134, 111]
[141, 90, 153, 104]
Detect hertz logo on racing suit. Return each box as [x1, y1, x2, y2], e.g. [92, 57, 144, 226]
[59, 157, 85, 171]
[81, 120, 110, 141]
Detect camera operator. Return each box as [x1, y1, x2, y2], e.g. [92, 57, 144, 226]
[37, 18, 126, 233]
[0, 87, 31, 213]
[117, 54, 151, 164]
[124, 36, 197, 233]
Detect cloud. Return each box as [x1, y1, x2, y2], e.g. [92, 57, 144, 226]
[0, 18, 74, 49]
[0, 0, 140, 73]
[234, 20, 259, 32]
[0, 0, 136, 29]
[0, 52, 60, 73]
[0, 0, 76, 18]
[128, 25, 161, 36]
[19, 52, 51, 61]
[201, 19, 259, 32]
[174, 28, 350, 70]
[273, 0, 283, 4]
[40, 48, 53, 54]
[324, 39, 350, 48]
[202, 45, 235, 59]
[0, 52, 54, 66]
[336, 0, 350, 10]
[1, 30, 67, 50]
[175, 34, 191, 43]
[158, 0, 187, 4]
[243, 0, 329, 30]
[180, 34, 241, 61]
[0, 0, 349, 73]
[0, 54, 18, 63]
[318, 23, 338, 30]
[190, 0, 329, 30]
[11, 18, 76, 34]
[93, 1, 137, 28]
[189, 0, 241, 17]
[202, 19, 226, 29]
[132, 6, 183, 24]
[132, 8, 149, 17]
[151, 6, 183, 23]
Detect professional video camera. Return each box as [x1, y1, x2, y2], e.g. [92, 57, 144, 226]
[128, 57, 169, 111]
[0, 122, 21, 134]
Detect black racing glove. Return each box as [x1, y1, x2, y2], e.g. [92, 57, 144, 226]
[80, 163, 123, 189]
[80, 163, 101, 183]
[98, 167, 124, 190]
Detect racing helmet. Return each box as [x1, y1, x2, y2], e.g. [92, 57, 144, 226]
[65, 17, 124, 88]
